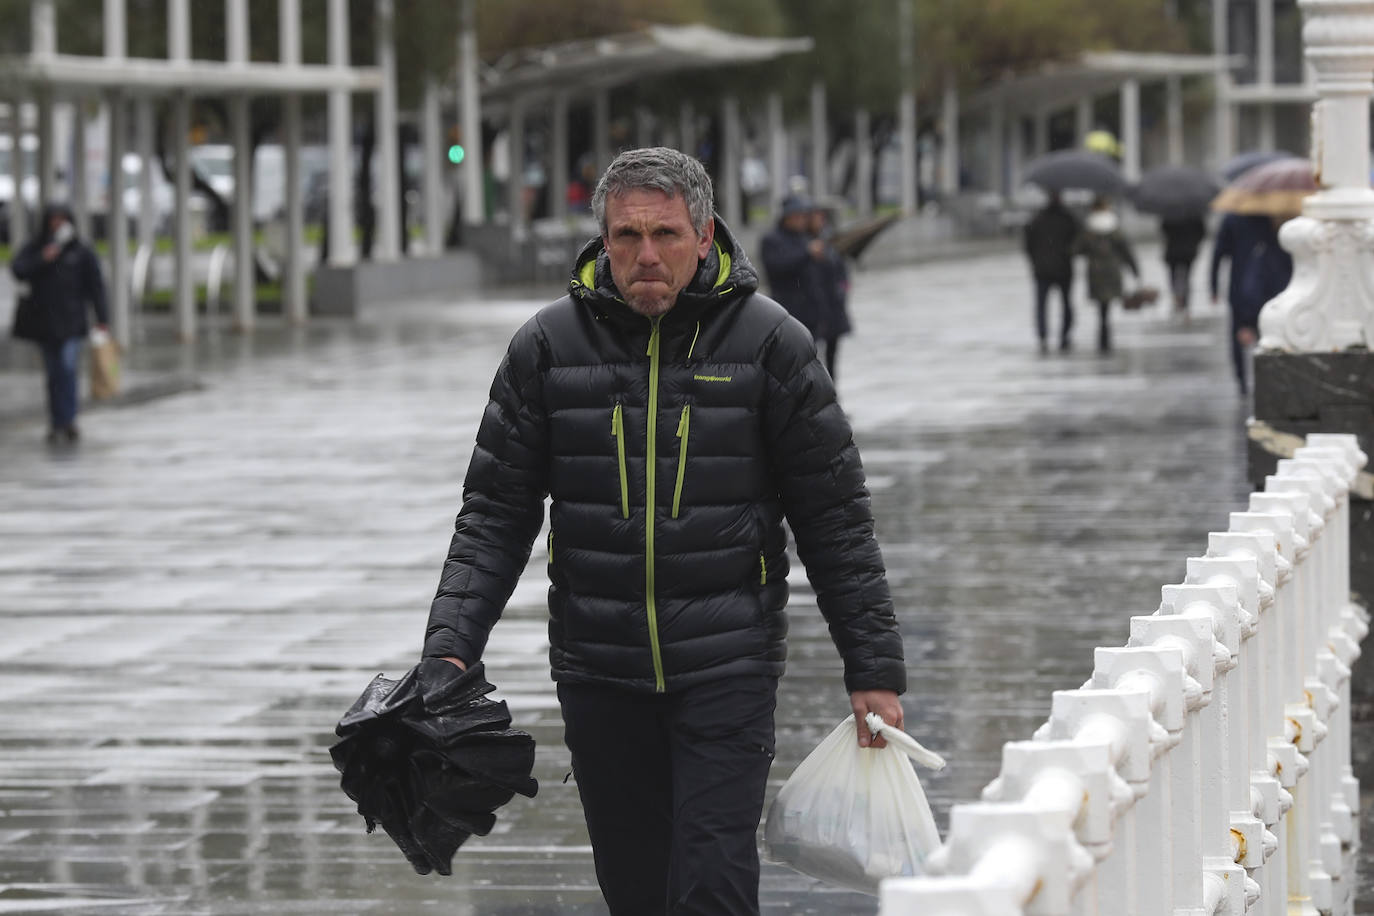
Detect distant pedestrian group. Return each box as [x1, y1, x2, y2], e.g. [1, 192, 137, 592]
[1023, 192, 1138, 354]
[1022, 194, 1292, 392]
[759, 194, 851, 380]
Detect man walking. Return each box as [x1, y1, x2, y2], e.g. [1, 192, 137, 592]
[10, 203, 109, 443]
[422, 147, 906, 915]
[1023, 191, 1079, 353]
[759, 193, 829, 343]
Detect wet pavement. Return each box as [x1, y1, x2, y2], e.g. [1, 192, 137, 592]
[1, 243, 1370, 914]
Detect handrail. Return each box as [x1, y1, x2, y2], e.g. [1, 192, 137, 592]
[880, 433, 1369, 916]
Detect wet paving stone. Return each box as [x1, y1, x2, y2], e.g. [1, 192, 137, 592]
[2, 245, 1370, 913]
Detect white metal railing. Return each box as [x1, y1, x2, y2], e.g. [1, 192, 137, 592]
[881, 433, 1369, 916]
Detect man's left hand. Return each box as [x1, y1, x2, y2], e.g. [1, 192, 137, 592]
[850, 689, 903, 749]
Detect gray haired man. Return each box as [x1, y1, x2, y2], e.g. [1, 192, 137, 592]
[424, 147, 906, 913]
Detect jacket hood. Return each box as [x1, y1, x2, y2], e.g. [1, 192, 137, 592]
[568, 214, 759, 328]
[1085, 209, 1119, 234]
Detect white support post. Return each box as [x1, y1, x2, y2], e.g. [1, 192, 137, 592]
[766, 93, 786, 214]
[720, 95, 742, 228]
[167, 0, 189, 62]
[1007, 113, 1023, 199]
[898, 0, 916, 214]
[899, 91, 917, 214]
[100, 0, 125, 241]
[280, 0, 306, 323]
[230, 93, 253, 331]
[172, 91, 193, 341]
[1258, 0, 1374, 352]
[593, 89, 610, 179]
[374, 0, 401, 260]
[507, 95, 526, 241]
[940, 75, 959, 197]
[1213, 0, 1236, 171]
[1120, 79, 1141, 182]
[809, 80, 827, 198]
[1076, 95, 1094, 146]
[36, 92, 54, 208]
[419, 78, 444, 252]
[678, 101, 696, 158]
[225, 0, 247, 65]
[856, 108, 874, 218]
[107, 92, 129, 348]
[987, 93, 1005, 196]
[135, 96, 155, 249]
[326, 0, 355, 266]
[31, 0, 55, 58]
[1259, 0, 1276, 87]
[551, 92, 569, 221]
[458, 0, 483, 227]
[1166, 75, 1185, 165]
[71, 103, 89, 240]
[8, 100, 25, 244]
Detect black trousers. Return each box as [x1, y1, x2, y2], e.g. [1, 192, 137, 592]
[558, 676, 778, 916]
[1033, 275, 1073, 345]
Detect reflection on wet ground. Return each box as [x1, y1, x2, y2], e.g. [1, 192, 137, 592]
[2, 246, 1369, 913]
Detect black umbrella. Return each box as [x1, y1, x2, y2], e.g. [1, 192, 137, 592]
[331, 658, 538, 876]
[1128, 165, 1220, 219]
[1023, 150, 1126, 195]
[1221, 150, 1294, 182]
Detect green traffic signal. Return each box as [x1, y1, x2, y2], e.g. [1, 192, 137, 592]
[447, 144, 465, 164]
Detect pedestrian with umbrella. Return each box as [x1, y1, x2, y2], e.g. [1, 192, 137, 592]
[1208, 157, 1311, 394]
[1021, 150, 1126, 353]
[1129, 165, 1219, 321]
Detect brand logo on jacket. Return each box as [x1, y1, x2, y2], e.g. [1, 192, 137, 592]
[692, 374, 732, 383]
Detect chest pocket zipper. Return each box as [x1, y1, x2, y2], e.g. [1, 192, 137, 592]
[612, 403, 629, 519]
[672, 405, 691, 518]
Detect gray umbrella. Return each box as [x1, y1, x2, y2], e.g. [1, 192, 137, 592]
[1128, 165, 1220, 219]
[1222, 150, 1295, 182]
[1023, 150, 1126, 195]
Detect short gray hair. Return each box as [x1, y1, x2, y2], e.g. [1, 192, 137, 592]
[592, 147, 715, 236]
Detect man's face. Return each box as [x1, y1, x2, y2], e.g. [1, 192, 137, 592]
[782, 211, 810, 234]
[602, 188, 713, 318]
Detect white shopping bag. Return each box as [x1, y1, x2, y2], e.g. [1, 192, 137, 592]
[763, 712, 945, 895]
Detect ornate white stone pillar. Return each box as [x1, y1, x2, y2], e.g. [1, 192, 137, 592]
[1258, 0, 1374, 352]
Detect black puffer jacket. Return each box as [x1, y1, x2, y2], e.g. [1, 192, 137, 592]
[424, 218, 905, 696]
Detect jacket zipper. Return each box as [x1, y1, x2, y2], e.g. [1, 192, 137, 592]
[645, 319, 666, 692]
[611, 402, 629, 519]
[759, 553, 767, 585]
[671, 405, 691, 518]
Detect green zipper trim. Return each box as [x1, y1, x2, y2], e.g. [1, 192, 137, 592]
[645, 319, 666, 692]
[759, 553, 767, 586]
[672, 405, 691, 518]
[612, 403, 629, 519]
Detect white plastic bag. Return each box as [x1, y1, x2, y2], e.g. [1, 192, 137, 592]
[763, 712, 945, 895]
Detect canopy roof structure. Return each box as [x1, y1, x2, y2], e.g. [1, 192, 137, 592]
[968, 50, 1236, 113]
[481, 23, 814, 103]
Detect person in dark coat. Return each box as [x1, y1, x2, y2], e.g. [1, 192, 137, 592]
[808, 203, 851, 380]
[1072, 196, 1139, 354]
[1210, 213, 1292, 394]
[759, 193, 828, 341]
[1023, 192, 1080, 353]
[1160, 215, 1207, 319]
[10, 203, 109, 443]
[422, 148, 905, 915]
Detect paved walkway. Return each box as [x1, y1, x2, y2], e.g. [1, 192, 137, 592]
[1, 245, 1368, 914]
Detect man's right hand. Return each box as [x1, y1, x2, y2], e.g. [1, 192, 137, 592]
[41, 243, 60, 262]
[440, 656, 467, 671]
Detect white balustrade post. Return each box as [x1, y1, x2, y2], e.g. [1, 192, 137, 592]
[1258, 0, 1374, 351]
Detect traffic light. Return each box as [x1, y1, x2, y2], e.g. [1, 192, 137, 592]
[447, 143, 465, 164]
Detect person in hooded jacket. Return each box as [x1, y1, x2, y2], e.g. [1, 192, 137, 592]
[807, 202, 851, 380]
[1072, 196, 1139, 353]
[421, 147, 905, 915]
[10, 203, 109, 443]
[1210, 212, 1292, 394]
[759, 193, 829, 343]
